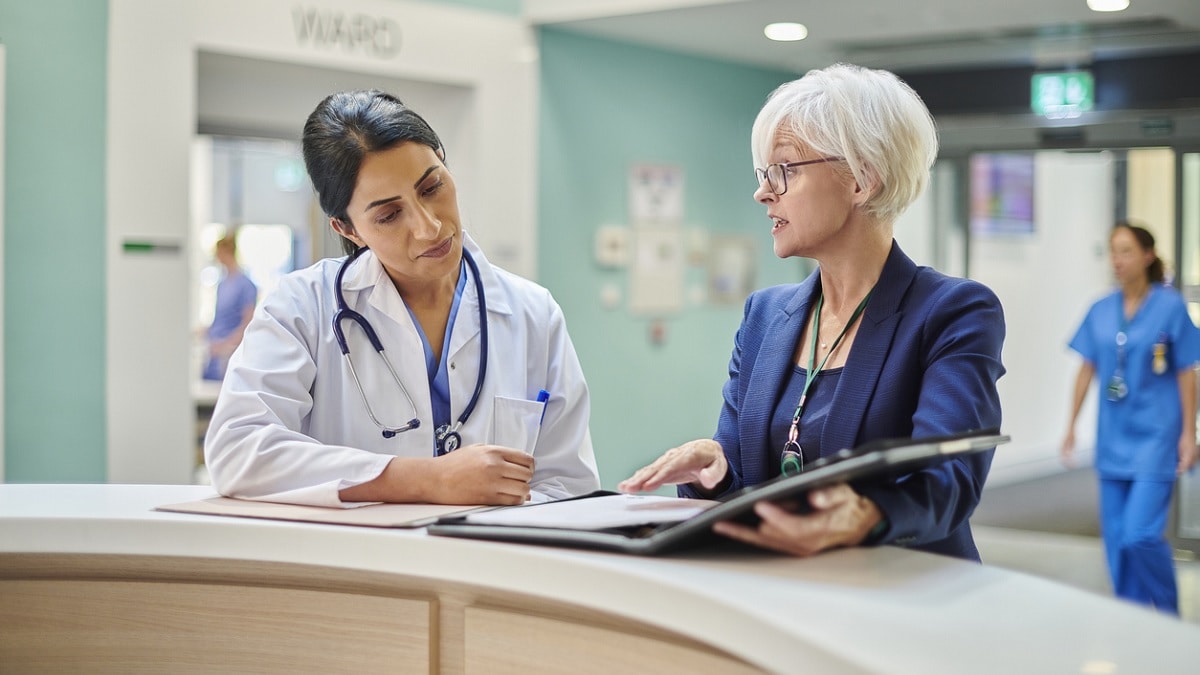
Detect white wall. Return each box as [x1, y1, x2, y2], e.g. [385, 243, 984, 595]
[893, 160, 965, 276]
[971, 151, 1114, 485]
[894, 178, 935, 268]
[107, 0, 538, 483]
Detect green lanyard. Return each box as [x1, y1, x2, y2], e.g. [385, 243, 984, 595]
[780, 291, 872, 475]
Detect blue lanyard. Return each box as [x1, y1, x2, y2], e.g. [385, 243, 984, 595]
[1108, 291, 1146, 403]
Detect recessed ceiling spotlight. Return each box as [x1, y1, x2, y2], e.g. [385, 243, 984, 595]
[764, 22, 808, 42]
[1087, 0, 1129, 11]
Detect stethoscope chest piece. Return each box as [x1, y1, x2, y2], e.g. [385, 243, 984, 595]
[436, 424, 462, 455]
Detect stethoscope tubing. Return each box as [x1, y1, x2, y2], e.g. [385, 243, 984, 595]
[332, 245, 488, 440]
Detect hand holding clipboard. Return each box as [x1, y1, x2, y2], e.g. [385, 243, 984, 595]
[428, 429, 1009, 555]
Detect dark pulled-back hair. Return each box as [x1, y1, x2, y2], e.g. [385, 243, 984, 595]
[301, 90, 444, 255]
[1112, 220, 1165, 284]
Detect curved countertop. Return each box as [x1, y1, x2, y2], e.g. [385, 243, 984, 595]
[1, 484, 1197, 673]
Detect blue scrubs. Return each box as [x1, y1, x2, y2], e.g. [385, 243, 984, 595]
[1069, 284, 1200, 613]
[406, 262, 468, 455]
[203, 271, 258, 380]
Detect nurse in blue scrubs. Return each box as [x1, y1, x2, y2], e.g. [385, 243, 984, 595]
[1062, 222, 1200, 614]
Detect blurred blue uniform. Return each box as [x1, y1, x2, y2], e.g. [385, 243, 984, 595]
[1069, 284, 1200, 613]
[203, 271, 258, 381]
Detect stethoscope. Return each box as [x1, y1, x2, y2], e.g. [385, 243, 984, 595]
[332, 246, 489, 454]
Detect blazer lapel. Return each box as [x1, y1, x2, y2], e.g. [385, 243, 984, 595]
[740, 277, 817, 485]
[821, 242, 917, 454]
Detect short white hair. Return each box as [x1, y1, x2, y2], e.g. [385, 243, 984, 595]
[751, 63, 938, 222]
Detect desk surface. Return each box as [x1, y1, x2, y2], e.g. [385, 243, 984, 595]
[1, 483, 1197, 673]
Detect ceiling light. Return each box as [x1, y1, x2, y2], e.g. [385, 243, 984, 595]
[1086, 0, 1129, 11]
[764, 23, 808, 42]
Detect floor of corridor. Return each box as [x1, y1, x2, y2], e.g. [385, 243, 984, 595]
[972, 467, 1200, 624]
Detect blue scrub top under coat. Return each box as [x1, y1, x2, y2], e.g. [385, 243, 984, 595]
[1069, 284, 1200, 480]
[405, 261, 468, 442]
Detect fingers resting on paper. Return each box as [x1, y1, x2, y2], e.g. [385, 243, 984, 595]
[617, 439, 728, 493]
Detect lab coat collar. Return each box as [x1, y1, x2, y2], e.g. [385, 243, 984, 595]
[461, 234, 513, 317]
[339, 233, 512, 316]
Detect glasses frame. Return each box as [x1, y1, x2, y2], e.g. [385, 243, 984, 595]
[755, 157, 842, 195]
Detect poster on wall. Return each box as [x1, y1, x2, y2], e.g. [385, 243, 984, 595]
[969, 153, 1036, 236]
[628, 163, 685, 315]
[629, 225, 684, 315]
[629, 164, 684, 225]
[707, 235, 757, 305]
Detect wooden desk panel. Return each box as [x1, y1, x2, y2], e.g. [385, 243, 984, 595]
[0, 579, 430, 673]
[0, 554, 763, 674]
[463, 606, 761, 674]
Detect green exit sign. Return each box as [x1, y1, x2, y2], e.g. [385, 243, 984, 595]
[1031, 71, 1094, 118]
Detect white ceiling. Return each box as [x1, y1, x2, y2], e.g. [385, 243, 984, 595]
[525, 0, 1200, 73]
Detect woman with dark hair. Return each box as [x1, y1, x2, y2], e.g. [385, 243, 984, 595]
[205, 90, 600, 507]
[1062, 221, 1200, 614]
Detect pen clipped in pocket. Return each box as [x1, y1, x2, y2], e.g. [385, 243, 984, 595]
[490, 396, 545, 454]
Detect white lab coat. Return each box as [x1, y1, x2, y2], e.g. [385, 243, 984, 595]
[205, 235, 600, 507]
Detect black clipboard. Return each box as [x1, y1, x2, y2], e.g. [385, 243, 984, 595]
[426, 429, 1009, 556]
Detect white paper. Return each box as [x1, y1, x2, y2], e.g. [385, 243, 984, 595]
[463, 493, 716, 530]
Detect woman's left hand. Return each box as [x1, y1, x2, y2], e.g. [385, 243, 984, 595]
[712, 483, 882, 557]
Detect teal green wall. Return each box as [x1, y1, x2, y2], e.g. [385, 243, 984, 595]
[537, 28, 799, 489]
[0, 2, 793, 486]
[1, 1, 109, 481]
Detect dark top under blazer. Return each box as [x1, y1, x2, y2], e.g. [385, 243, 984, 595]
[680, 242, 1006, 561]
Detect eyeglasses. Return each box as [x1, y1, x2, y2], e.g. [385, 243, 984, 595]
[754, 157, 842, 195]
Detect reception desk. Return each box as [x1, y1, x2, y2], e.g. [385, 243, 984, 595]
[1, 484, 1197, 673]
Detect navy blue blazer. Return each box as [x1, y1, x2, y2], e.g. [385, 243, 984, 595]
[681, 242, 1006, 561]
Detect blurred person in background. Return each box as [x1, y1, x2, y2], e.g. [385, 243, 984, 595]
[203, 233, 258, 381]
[1062, 221, 1200, 615]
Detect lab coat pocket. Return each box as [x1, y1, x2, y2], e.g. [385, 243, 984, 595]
[490, 396, 544, 454]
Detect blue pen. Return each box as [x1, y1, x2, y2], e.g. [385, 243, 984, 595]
[537, 389, 550, 424]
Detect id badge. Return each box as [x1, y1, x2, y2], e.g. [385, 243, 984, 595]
[1152, 334, 1169, 375]
[1106, 374, 1128, 402]
[781, 448, 804, 476]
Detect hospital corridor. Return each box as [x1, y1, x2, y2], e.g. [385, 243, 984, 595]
[3, 0, 1200, 672]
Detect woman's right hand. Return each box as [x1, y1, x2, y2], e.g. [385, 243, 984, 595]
[344, 447, 535, 506]
[431, 444, 535, 505]
[617, 439, 728, 493]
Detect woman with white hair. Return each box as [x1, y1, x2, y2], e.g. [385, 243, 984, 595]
[620, 64, 1006, 561]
